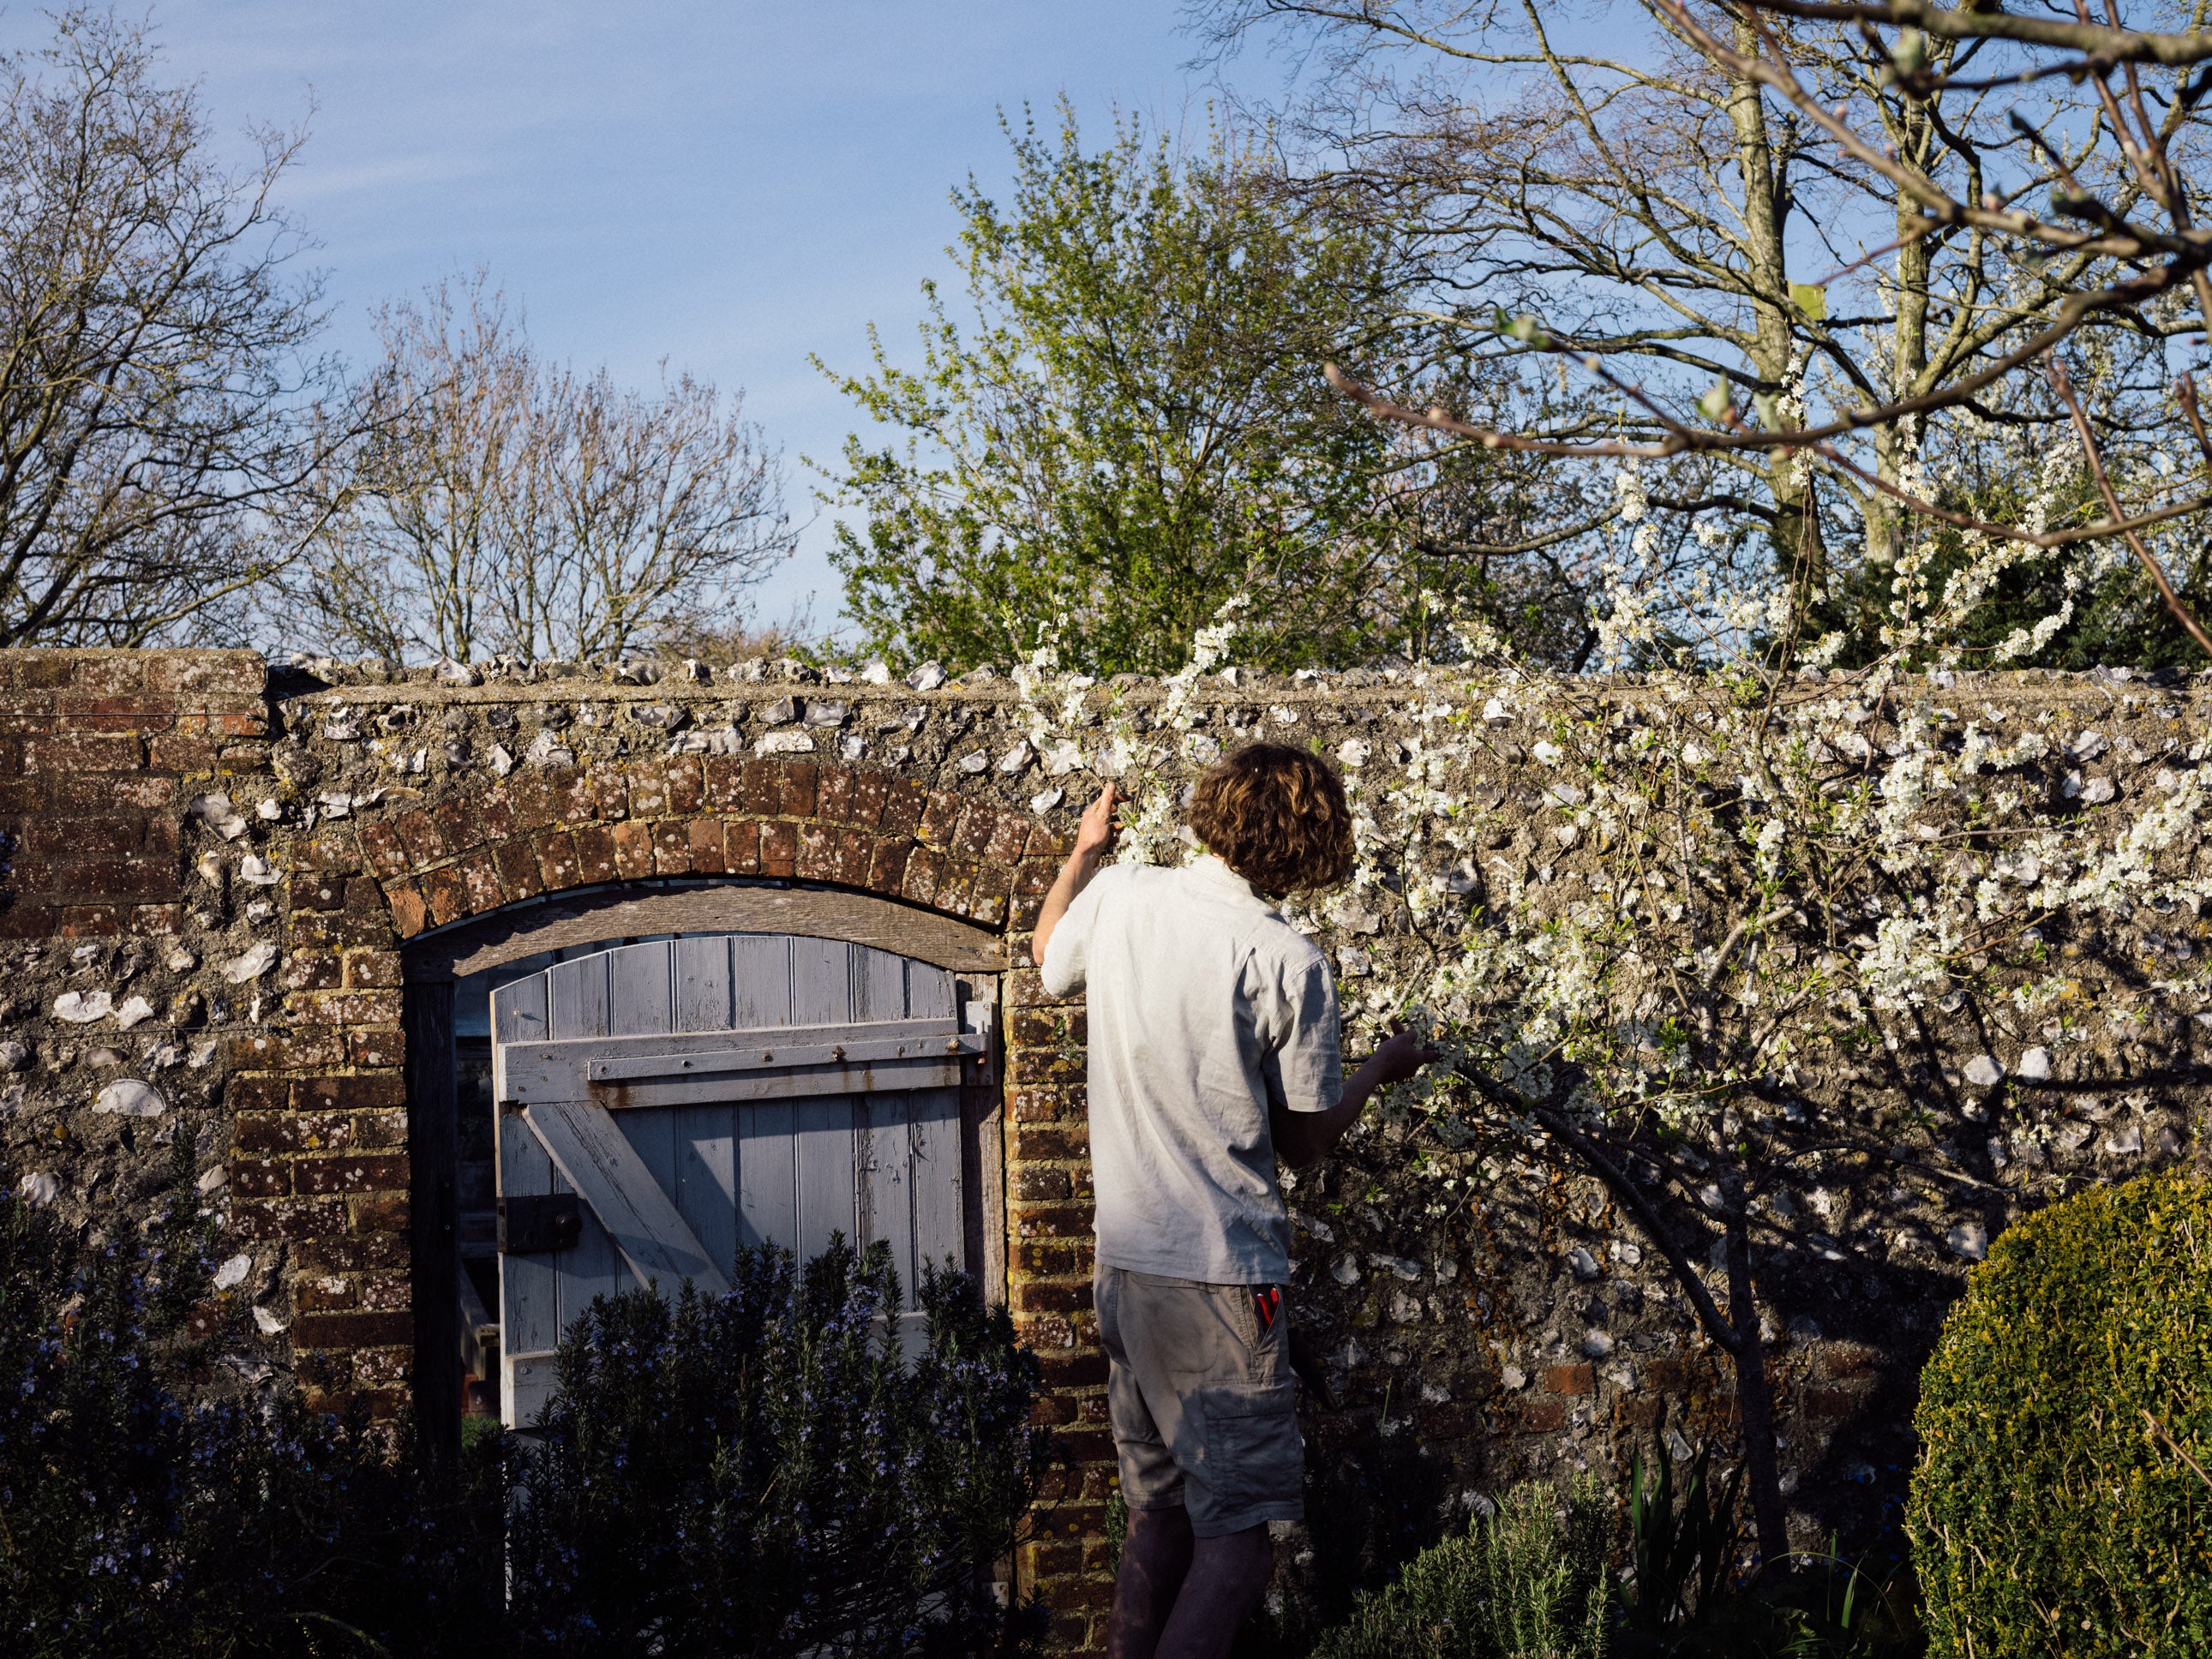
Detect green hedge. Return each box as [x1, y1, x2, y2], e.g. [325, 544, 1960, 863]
[1907, 1172, 2212, 1657]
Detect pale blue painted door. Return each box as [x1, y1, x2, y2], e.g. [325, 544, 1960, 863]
[489, 933, 981, 1427]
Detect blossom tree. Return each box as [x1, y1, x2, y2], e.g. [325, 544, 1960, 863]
[1027, 3, 2212, 1563]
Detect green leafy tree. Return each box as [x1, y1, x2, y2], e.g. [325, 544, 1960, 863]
[821, 110, 1421, 675]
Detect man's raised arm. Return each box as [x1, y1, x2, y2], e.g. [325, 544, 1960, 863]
[1030, 782, 1118, 967]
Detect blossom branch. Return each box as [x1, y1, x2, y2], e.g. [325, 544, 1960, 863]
[2045, 352, 2212, 656]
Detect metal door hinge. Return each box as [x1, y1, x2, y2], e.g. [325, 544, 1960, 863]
[500, 1193, 583, 1254]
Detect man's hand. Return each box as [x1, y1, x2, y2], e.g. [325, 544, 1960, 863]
[1366, 1026, 1438, 1088]
[1072, 781, 1118, 865]
[1031, 782, 1118, 967]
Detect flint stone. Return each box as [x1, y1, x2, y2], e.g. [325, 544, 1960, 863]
[525, 729, 575, 768]
[222, 942, 279, 984]
[53, 991, 113, 1025]
[94, 1079, 165, 1117]
[189, 794, 249, 841]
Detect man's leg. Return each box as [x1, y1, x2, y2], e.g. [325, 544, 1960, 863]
[1154, 1524, 1274, 1659]
[1106, 1504, 1194, 1659]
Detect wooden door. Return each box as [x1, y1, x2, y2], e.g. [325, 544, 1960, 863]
[489, 933, 984, 1428]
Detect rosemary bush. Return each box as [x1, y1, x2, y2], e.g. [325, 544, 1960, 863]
[0, 1169, 501, 1658]
[505, 1237, 1052, 1658]
[1309, 1477, 1612, 1659]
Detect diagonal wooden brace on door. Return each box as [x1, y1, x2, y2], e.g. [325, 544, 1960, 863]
[519, 1097, 732, 1298]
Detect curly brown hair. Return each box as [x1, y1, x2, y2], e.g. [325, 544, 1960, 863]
[1187, 741, 1355, 898]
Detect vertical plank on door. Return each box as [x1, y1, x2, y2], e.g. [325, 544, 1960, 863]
[607, 941, 675, 1037]
[494, 968, 560, 1430]
[898, 967, 960, 1301]
[731, 934, 793, 1030]
[795, 1098, 858, 1265]
[671, 915, 741, 1278]
[676, 1101, 739, 1278]
[789, 937, 850, 1029]
[729, 933, 794, 1261]
[791, 937, 857, 1266]
[908, 1087, 965, 1285]
[674, 936, 734, 1033]
[497, 1107, 558, 1362]
[610, 942, 679, 1210]
[738, 1099, 797, 1251]
[906, 961, 957, 1021]
[490, 973, 549, 1108]
[556, 1185, 629, 1328]
[849, 946, 909, 1291]
[859, 1094, 915, 1301]
[548, 952, 610, 1040]
[549, 941, 632, 1325]
[852, 944, 906, 1020]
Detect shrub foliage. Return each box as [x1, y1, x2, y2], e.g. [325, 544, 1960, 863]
[1908, 1172, 2212, 1657]
[0, 1171, 501, 1657]
[505, 1237, 1051, 1657]
[1, 1170, 1049, 1657]
[1308, 1477, 1612, 1659]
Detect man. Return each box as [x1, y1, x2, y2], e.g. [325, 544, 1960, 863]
[1033, 744, 1434, 1659]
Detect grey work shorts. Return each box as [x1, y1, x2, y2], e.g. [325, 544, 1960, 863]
[1094, 1264, 1304, 1536]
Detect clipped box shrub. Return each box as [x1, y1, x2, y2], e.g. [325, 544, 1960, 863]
[1908, 1171, 2212, 1657]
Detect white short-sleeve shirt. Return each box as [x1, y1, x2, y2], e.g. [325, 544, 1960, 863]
[1040, 853, 1342, 1284]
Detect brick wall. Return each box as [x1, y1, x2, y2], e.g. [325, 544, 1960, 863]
[9, 647, 2192, 1656]
[0, 649, 1129, 1649]
[0, 649, 264, 939]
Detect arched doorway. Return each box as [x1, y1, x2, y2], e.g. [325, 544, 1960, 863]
[401, 878, 1009, 1446]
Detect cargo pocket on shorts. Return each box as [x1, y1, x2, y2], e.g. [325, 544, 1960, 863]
[1196, 1381, 1303, 1519]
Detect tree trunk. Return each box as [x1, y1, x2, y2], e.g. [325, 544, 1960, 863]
[1867, 98, 1933, 578]
[1725, 1216, 1789, 1563]
[1723, 24, 1825, 619]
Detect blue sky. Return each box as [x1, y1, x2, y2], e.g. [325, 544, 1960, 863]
[39, 2, 1274, 637]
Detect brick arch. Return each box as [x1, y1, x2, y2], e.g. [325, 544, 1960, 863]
[243, 750, 1064, 1428]
[326, 753, 1058, 943]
